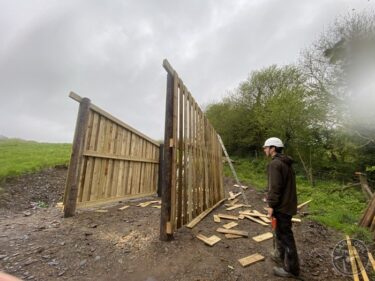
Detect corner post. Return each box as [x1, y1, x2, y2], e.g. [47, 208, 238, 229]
[64, 97, 91, 217]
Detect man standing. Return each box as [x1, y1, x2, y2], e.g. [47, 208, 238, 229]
[263, 137, 300, 278]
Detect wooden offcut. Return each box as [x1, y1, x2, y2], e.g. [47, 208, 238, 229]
[216, 228, 248, 237]
[226, 204, 244, 211]
[222, 222, 238, 229]
[214, 215, 221, 223]
[352, 247, 369, 281]
[244, 215, 268, 226]
[252, 232, 273, 242]
[297, 199, 312, 210]
[238, 254, 265, 267]
[239, 211, 267, 218]
[292, 218, 302, 223]
[225, 234, 242, 239]
[186, 199, 226, 228]
[368, 252, 375, 271]
[118, 205, 129, 210]
[196, 234, 221, 246]
[218, 214, 239, 221]
[253, 210, 271, 223]
[346, 236, 360, 281]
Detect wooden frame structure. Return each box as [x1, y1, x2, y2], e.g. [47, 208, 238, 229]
[160, 60, 225, 240]
[64, 92, 160, 217]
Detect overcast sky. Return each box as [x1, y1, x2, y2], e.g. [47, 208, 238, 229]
[0, 0, 373, 143]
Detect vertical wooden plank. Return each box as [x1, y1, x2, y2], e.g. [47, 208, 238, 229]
[177, 85, 184, 228]
[192, 100, 198, 218]
[110, 124, 121, 197]
[81, 112, 99, 202]
[139, 139, 146, 194]
[77, 110, 93, 202]
[77, 110, 94, 202]
[98, 119, 111, 199]
[170, 74, 178, 231]
[89, 115, 106, 201]
[104, 123, 117, 198]
[115, 127, 126, 197]
[187, 94, 193, 222]
[160, 69, 175, 241]
[64, 97, 91, 217]
[126, 133, 135, 195]
[183, 88, 188, 224]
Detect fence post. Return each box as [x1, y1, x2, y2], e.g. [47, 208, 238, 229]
[64, 97, 91, 218]
[160, 70, 174, 241]
[157, 144, 164, 197]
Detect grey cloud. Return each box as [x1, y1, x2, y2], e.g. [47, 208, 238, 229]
[0, 0, 374, 142]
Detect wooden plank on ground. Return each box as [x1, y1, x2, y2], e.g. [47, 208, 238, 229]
[137, 200, 160, 207]
[352, 247, 369, 281]
[225, 198, 239, 207]
[238, 253, 265, 267]
[229, 192, 241, 200]
[252, 232, 273, 242]
[226, 204, 244, 211]
[368, 252, 375, 271]
[234, 184, 249, 189]
[346, 236, 360, 281]
[216, 228, 248, 237]
[239, 211, 267, 218]
[225, 234, 242, 239]
[218, 214, 239, 221]
[297, 199, 312, 210]
[196, 234, 221, 246]
[95, 209, 108, 213]
[186, 198, 226, 228]
[253, 210, 271, 223]
[238, 214, 245, 220]
[244, 215, 268, 226]
[118, 205, 129, 210]
[213, 215, 221, 223]
[223, 222, 238, 229]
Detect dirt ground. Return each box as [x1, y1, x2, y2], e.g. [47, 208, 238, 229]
[0, 167, 363, 281]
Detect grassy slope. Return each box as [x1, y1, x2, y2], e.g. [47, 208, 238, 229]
[0, 139, 71, 181]
[225, 157, 372, 242]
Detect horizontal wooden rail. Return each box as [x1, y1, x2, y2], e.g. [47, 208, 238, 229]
[83, 151, 159, 164]
[69, 91, 160, 147]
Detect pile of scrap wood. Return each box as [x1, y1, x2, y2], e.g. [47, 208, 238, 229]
[357, 173, 375, 239]
[192, 194, 303, 268]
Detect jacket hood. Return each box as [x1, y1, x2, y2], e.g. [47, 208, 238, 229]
[273, 153, 294, 166]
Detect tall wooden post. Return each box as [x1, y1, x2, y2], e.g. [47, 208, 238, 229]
[160, 63, 174, 241]
[157, 144, 164, 197]
[64, 97, 91, 218]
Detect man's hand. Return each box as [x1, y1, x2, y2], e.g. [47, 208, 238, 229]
[266, 207, 273, 218]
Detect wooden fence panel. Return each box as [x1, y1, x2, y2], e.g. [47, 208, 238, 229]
[160, 60, 224, 238]
[64, 92, 160, 216]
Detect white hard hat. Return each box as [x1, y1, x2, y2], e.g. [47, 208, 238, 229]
[263, 137, 284, 148]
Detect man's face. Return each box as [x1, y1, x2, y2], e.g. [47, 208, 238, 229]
[263, 146, 271, 157]
[263, 146, 274, 157]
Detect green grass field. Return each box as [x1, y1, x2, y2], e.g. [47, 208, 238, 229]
[225, 157, 372, 242]
[0, 139, 71, 181]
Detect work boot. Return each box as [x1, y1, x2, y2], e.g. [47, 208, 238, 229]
[273, 267, 299, 279]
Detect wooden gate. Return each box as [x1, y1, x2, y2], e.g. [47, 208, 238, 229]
[64, 92, 160, 217]
[160, 60, 225, 240]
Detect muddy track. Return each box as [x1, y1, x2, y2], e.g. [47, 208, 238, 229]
[0, 168, 354, 280]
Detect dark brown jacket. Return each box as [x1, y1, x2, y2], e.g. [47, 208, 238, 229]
[267, 153, 297, 216]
